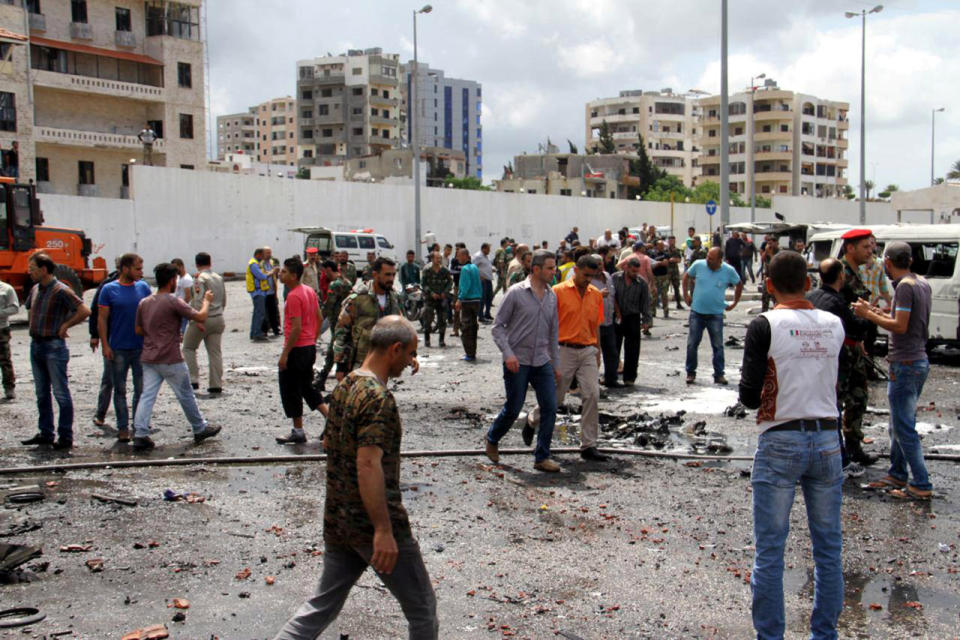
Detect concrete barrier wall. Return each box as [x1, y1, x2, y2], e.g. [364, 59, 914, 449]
[37, 165, 894, 274]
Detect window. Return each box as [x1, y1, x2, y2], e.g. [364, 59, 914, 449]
[78, 161, 95, 185]
[26, 0, 41, 14]
[180, 164, 194, 170]
[302, 129, 313, 139]
[321, 128, 332, 137]
[146, 1, 200, 40]
[303, 149, 313, 158]
[351, 127, 362, 136]
[381, 129, 389, 139]
[352, 67, 362, 75]
[121, 163, 130, 187]
[115, 7, 131, 31]
[318, 104, 328, 116]
[560, 189, 571, 196]
[36, 157, 49, 182]
[383, 90, 390, 99]
[179, 113, 194, 139]
[0, 92, 15, 132]
[301, 109, 312, 119]
[780, 124, 789, 132]
[71, 0, 87, 23]
[352, 87, 363, 96]
[301, 90, 312, 100]
[371, 108, 379, 116]
[321, 88, 332, 98]
[334, 235, 358, 249]
[358, 236, 375, 249]
[351, 107, 361, 115]
[177, 62, 191, 88]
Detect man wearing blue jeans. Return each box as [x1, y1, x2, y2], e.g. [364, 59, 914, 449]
[486, 250, 561, 473]
[740, 251, 846, 640]
[853, 241, 933, 500]
[682, 247, 743, 385]
[97, 253, 151, 443]
[247, 248, 272, 342]
[132, 263, 221, 451]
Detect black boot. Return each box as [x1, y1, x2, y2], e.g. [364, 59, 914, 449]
[846, 436, 878, 466]
[438, 330, 446, 348]
[424, 332, 431, 348]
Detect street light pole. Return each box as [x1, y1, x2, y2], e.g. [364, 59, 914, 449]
[931, 107, 944, 185]
[846, 4, 882, 225]
[749, 72, 765, 224]
[412, 4, 432, 256]
[719, 0, 729, 237]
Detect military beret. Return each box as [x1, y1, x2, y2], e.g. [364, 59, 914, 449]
[840, 228, 873, 240]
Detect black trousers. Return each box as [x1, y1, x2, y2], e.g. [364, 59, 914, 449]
[262, 293, 281, 336]
[599, 324, 619, 385]
[279, 345, 323, 419]
[615, 314, 642, 383]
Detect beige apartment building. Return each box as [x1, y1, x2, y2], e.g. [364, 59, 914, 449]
[0, 0, 206, 198]
[494, 153, 637, 200]
[296, 47, 402, 168]
[697, 81, 849, 198]
[585, 89, 702, 187]
[216, 96, 297, 166]
[216, 109, 255, 158]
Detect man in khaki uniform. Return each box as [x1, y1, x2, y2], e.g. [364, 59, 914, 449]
[183, 252, 227, 394]
[301, 247, 321, 297]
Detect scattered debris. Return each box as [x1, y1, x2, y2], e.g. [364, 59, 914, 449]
[444, 407, 484, 426]
[235, 567, 251, 581]
[724, 336, 743, 349]
[162, 489, 205, 503]
[170, 598, 189, 609]
[92, 493, 138, 507]
[121, 624, 169, 640]
[724, 403, 748, 419]
[59, 544, 92, 553]
[0, 544, 43, 583]
[0, 519, 42, 538]
[85, 558, 104, 573]
[3, 486, 45, 505]
[265, 576, 276, 585]
[171, 611, 186, 623]
[0, 607, 46, 629]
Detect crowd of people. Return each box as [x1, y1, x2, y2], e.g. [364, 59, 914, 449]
[0, 220, 937, 639]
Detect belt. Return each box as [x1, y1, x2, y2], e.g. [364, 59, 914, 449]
[843, 338, 861, 348]
[766, 418, 837, 433]
[559, 342, 592, 349]
[31, 335, 62, 342]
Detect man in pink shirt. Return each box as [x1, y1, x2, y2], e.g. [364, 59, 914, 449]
[617, 241, 655, 289]
[276, 256, 327, 445]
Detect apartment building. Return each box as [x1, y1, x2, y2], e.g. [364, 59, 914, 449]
[585, 89, 701, 187]
[697, 80, 849, 198]
[253, 95, 296, 166]
[402, 61, 482, 179]
[216, 109, 255, 158]
[0, 0, 206, 198]
[296, 48, 402, 168]
[494, 153, 636, 200]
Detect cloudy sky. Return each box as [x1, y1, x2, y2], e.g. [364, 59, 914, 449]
[207, 0, 958, 191]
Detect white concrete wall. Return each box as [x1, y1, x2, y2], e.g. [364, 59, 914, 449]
[770, 195, 895, 225]
[37, 165, 888, 275]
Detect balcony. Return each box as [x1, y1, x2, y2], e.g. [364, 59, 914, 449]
[754, 171, 793, 182]
[652, 130, 685, 140]
[753, 109, 792, 122]
[754, 150, 793, 162]
[838, 119, 849, 130]
[32, 69, 165, 102]
[369, 73, 398, 86]
[591, 113, 637, 125]
[612, 131, 638, 140]
[753, 130, 791, 142]
[70, 22, 93, 40]
[35, 126, 167, 152]
[115, 30, 136, 48]
[370, 115, 398, 127]
[28, 12, 46, 31]
[837, 138, 848, 149]
[77, 184, 99, 197]
[308, 74, 346, 86]
[369, 95, 399, 107]
[314, 113, 344, 125]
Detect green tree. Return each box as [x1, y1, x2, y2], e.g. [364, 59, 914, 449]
[934, 177, 945, 185]
[642, 175, 693, 202]
[842, 184, 856, 200]
[864, 179, 875, 200]
[598, 120, 615, 154]
[295, 167, 310, 180]
[878, 183, 899, 199]
[753, 195, 772, 208]
[567, 139, 579, 155]
[688, 181, 746, 207]
[947, 159, 960, 180]
[443, 176, 489, 190]
[628, 134, 666, 198]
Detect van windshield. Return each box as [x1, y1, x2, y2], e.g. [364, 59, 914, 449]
[812, 240, 835, 262]
[877, 241, 958, 279]
[306, 235, 332, 253]
[377, 236, 393, 249]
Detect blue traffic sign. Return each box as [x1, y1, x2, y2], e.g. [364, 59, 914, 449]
[705, 200, 717, 216]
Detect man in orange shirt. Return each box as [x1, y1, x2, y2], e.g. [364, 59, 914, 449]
[554, 254, 607, 461]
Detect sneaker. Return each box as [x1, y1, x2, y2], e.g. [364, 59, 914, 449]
[534, 459, 561, 473]
[714, 375, 728, 386]
[117, 430, 131, 443]
[194, 425, 222, 444]
[642, 329, 652, 337]
[21, 434, 54, 446]
[580, 447, 609, 461]
[461, 355, 476, 362]
[485, 440, 499, 463]
[276, 432, 307, 445]
[93, 416, 107, 427]
[191, 382, 199, 390]
[132, 436, 156, 451]
[843, 461, 865, 479]
[207, 387, 223, 395]
[252, 336, 270, 343]
[3, 388, 14, 401]
[53, 439, 73, 451]
[521, 423, 535, 447]
[686, 374, 696, 385]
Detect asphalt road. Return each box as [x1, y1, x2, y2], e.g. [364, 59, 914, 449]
[0, 281, 957, 639]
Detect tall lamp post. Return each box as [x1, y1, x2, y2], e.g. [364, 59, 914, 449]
[931, 107, 945, 185]
[719, 0, 729, 238]
[748, 72, 765, 223]
[412, 4, 432, 255]
[845, 4, 882, 225]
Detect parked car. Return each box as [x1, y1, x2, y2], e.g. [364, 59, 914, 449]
[291, 227, 396, 264]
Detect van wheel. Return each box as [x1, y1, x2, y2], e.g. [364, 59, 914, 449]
[53, 265, 83, 297]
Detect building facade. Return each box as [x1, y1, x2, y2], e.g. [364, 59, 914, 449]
[493, 153, 636, 200]
[586, 89, 701, 187]
[0, 0, 206, 198]
[296, 48, 402, 169]
[253, 95, 296, 166]
[216, 109, 255, 159]
[697, 80, 849, 198]
[402, 61, 482, 179]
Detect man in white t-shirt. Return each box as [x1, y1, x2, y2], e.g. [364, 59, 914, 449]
[171, 258, 193, 336]
[596, 229, 620, 250]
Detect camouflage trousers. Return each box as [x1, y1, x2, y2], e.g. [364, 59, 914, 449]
[0, 327, 14, 391]
[652, 275, 672, 317]
[837, 344, 869, 442]
[422, 296, 447, 337]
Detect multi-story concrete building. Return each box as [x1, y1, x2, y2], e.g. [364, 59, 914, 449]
[0, 0, 207, 198]
[585, 89, 701, 187]
[402, 61, 482, 179]
[697, 80, 849, 198]
[216, 110, 256, 159]
[296, 48, 402, 168]
[253, 95, 296, 167]
[493, 153, 636, 200]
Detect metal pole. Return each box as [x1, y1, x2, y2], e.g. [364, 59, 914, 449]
[858, 10, 866, 224]
[749, 79, 755, 223]
[930, 109, 936, 186]
[720, 0, 730, 238]
[412, 10, 421, 255]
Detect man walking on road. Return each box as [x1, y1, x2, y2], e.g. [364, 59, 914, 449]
[97, 253, 152, 443]
[273, 316, 437, 640]
[683, 247, 743, 385]
[316, 260, 351, 391]
[738, 251, 845, 640]
[611, 258, 651, 386]
[591, 256, 619, 389]
[183, 252, 227, 395]
[724, 231, 746, 283]
[276, 257, 326, 445]
[456, 247, 483, 362]
[853, 242, 935, 500]
[420, 251, 452, 348]
[486, 250, 561, 472]
[473, 242, 495, 321]
[132, 263, 220, 451]
[89, 258, 120, 425]
[21, 253, 90, 449]
[247, 248, 271, 342]
[0, 277, 19, 401]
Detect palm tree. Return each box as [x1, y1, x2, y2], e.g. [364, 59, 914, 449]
[947, 159, 960, 180]
[864, 179, 875, 200]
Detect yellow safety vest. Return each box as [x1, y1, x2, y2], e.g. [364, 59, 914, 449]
[246, 258, 269, 293]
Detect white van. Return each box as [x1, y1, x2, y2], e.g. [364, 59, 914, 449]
[291, 227, 396, 264]
[808, 224, 960, 344]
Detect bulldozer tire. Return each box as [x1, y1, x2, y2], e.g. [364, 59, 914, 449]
[53, 265, 83, 297]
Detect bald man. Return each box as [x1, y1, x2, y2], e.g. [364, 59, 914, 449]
[682, 247, 743, 385]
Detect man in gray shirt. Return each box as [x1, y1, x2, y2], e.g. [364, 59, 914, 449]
[473, 243, 495, 321]
[853, 241, 933, 499]
[486, 250, 561, 473]
[0, 279, 19, 400]
[183, 252, 227, 395]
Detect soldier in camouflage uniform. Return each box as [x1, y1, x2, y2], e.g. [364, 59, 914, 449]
[316, 260, 353, 391]
[333, 257, 412, 381]
[493, 238, 509, 295]
[336, 251, 358, 286]
[360, 251, 377, 283]
[507, 251, 532, 287]
[666, 235, 684, 310]
[837, 229, 879, 466]
[420, 251, 452, 347]
[274, 316, 438, 640]
[650, 240, 672, 318]
[686, 236, 708, 268]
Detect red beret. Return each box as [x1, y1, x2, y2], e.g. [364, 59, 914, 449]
[305, 247, 319, 254]
[841, 228, 873, 240]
